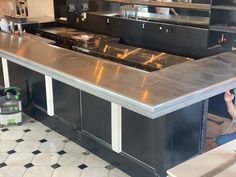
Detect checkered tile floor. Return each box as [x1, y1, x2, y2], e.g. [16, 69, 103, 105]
[0, 114, 130, 177]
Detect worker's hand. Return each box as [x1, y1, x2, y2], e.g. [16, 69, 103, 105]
[225, 91, 234, 103]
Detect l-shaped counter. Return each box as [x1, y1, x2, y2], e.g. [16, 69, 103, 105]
[1, 32, 236, 177]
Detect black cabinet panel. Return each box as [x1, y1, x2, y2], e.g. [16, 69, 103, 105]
[8, 61, 27, 90]
[81, 92, 111, 144]
[0, 59, 4, 87]
[8, 61, 28, 107]
[122, 109, 161, 168]
[122, 101, 205, 176]
[26, 69, 47, 110]
[53, 79, 81, 130]
[165, 101, 204, 169]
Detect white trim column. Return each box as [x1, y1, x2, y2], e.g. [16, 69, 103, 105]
[1, 58, 10, 88]
[45, 75, 54, 116]
[111, 103, 122, 153]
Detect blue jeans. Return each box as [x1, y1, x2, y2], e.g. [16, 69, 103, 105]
[216, 132, 236, 146]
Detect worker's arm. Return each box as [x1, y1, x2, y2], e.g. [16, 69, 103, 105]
[225, 91, 236, 120]
[170, 8, 178, 16]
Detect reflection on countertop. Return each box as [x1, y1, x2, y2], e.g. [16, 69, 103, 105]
[37, 27, 192, 71]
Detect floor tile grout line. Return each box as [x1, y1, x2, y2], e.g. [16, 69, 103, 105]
[79, 168, 82, 177]
[21, 167, 28, 177]
[50, 169, 55, 177]
[21, 154, 35, 177]
[4, 139, 22, 164]
[2, 154, 10, 166]
[0, 130, 26, 142]
[35, 131, 50, 152]
[55, 138, 67, 168]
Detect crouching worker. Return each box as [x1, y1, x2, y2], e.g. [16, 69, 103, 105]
[216, 91, 236, 146]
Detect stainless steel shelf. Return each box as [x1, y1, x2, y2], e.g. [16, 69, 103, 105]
[210, 24, 236, 34]
[212, 5, 236, 11]
[99, 0, 210, 11]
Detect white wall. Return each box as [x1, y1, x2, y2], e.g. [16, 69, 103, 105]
[0, 0, 15, 17]
[27, 0, 54, 18]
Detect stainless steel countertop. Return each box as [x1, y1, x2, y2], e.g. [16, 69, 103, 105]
[0, 32, 236, 118]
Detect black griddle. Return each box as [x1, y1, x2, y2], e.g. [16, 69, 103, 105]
[37, 27, 192, 72]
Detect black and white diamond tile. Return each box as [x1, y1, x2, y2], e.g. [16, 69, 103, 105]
[0, 141, 17, 152]
[39, 139, 47, 143]
[7, 150, 16, 155]
[32, 153, 60, 166]
[62, 139, 70, 143]
[0, 114, 130, 177]
[57, 150, 66, 155]
[23, 129, 31, 133]
[58, 153, 85, 167]
[39, 141, 65, 153]
[24, 163, 34, 169]
[1, 128, 9, 132]
[16, 138, 24, 143]
[32, 150, 41, 155]
[45, 129, 52, 133]
[82, 151, 90, 156]
[52, 167, 81, 177]
[1, 130, 25, 141]
[105, 164, 115, 171]
[0, 162, 7, 168]
[23, 131, 47, 141]
[15, 141, 41, 153]
[6, 153, 34, 166]
[51, 163, 61, 169]
[78, 164, 88, 170]
[29, 120, 36, 123]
